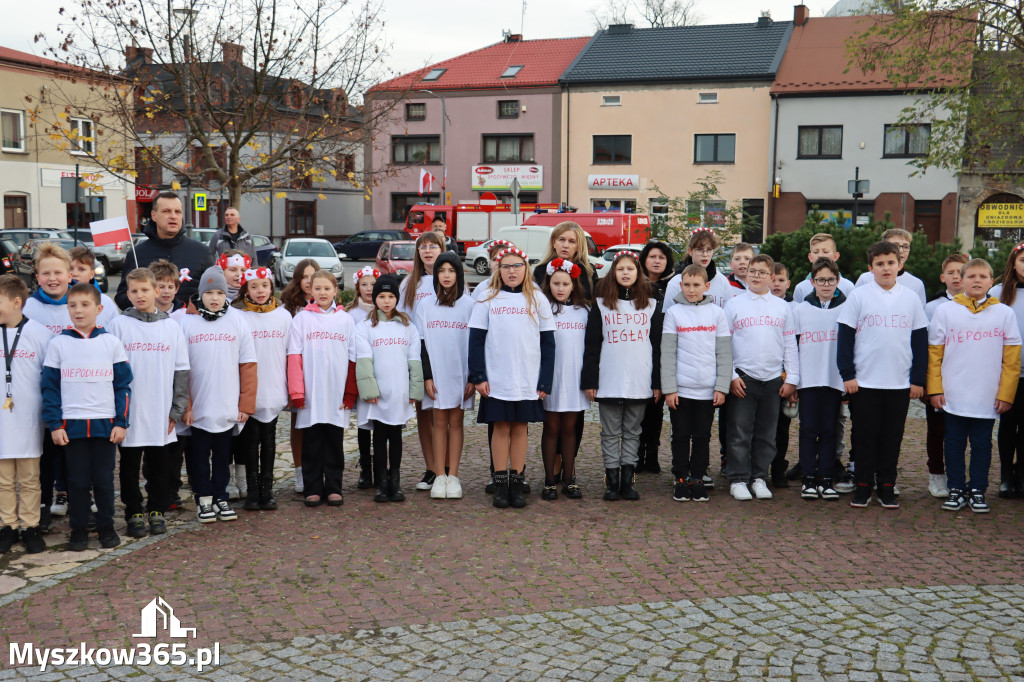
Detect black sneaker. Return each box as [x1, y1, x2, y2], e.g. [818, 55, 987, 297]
[672, 478, 691, 502]
[877, 484, 899, 509]
[998, 480, 1015, 499]
[702, 469, 715, 490]
[942, 488, 967, 511]
[98, 527, 121, 548]
[850, 485, 872, 508]
[484, 476, 496, 494]
[126, 514, 148, 538]
[21, 527, 46, 554]
[801, 477, 819, 500]
[785, 462, 802, 481]
[690, 480, 709, 502]
[818, 478, 839, 500]
[0, 525, 16, 553]
[967, 489, 990, 513]
[148, 511, 167, 535]
[772, 473, 790, 489]
[68, 529, 89, 551]
[415, 470, 436, 491]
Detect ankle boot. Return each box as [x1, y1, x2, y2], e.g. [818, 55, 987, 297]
[235, 464, 248, 499]
[357, 448, 374, 489]
[604, 468, 621, 501]
[492, 470, 510, 508]
[374, 464, 389, 503]
[259, 474, 277, 510]
[387, 468, 405, 502]
[509, 470, 527, 508]
[243, 471, 261, 510]
[620, 465, 640, 500]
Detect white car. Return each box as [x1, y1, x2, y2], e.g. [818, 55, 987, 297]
[275, 238, 345, 288]
[465, 239, 499, 275]
[595, 243, 645, 277]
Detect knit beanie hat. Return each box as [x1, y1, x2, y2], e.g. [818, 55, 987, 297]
[198, 266, 229, 296]
[372, 274, 401, 305]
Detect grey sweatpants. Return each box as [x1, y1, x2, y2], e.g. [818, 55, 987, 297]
[599, 402, 646, 469]
[726, 373, 784, 483]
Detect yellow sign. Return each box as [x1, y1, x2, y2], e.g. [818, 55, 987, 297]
[194, 193, 207, 212]
[978, 202, 1024, 228]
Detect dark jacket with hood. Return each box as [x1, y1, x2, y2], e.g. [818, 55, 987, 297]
[209, 225, 257, 262]
[421, 251, 466, 381]
[117, 221, 214, 309]
[639, 241, 675, 296]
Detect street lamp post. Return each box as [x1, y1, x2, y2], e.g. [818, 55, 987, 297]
[173, 4, 198, 231]
[417, 89, 446, 203]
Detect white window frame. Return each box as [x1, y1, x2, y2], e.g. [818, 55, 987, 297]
[601, 95, 621, 107]
[698, 92, 718, 104]
[70, 117, 95, 155]
[1, 109, 26, 153]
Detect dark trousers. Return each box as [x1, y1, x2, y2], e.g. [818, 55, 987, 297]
[119, 445, 168, 518]
[945, 413, 995, 493]
[849, 388, 910, 489]
[771, 409, 791, 477]
[39, 434, 60, 507]
[669, 398, 715, 481]
[301, 423, 344, 498]
[239, 417, 277, 478]
[798, 387, 842, 479]
[187, 428, 233, 502]
[638, 397, 664, 467]
[925, 403, 945, 475]
[725, 373, 783, 483]
[64, 437, 115, 532]
[996, 378, 1024, 485]
[373, 421, 403, 473]
[164, 437, 188, 504]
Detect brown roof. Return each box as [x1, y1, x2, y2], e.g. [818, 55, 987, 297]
[771, 15, 969, 95]
[0, 46, 74, 72]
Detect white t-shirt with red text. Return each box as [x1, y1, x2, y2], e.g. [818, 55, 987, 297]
[469, 289, 554, 401]
[288, 307, 355, 429]
[179, 311, 257, 434]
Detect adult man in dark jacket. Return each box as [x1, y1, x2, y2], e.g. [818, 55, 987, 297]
[208, 207, 256, 261]
[117, 191, 213, 308]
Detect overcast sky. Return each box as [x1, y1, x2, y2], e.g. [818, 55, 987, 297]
[2, 0, 842, 85]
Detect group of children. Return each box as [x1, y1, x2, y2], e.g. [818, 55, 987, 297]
[1, 219, 1021, 555]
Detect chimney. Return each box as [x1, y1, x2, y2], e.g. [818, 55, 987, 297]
[608, 23, 634, 34]
[794, 4, 809, 26]
[505, 33, 523, 43]
[221, 42, 243, 65]
[757, 11, 773, 26]
[124, 45, 153, 65]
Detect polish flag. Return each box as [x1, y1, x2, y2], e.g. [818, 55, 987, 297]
[89, 215, 132, 247]
[419, 167, 435, 196]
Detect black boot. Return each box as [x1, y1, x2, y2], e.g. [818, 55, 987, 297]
[244, 471, 261, 511]
[620, 465, 640, 500]
[374, 464, 389, 503]
[492, 470, 510, 508]
[357, 440, 374, 489]
[259, 474, 277, 510]
[635, 442, 647, 473]
[603, 468, 621, 501]
[646, 447, 661, 474]
[388, 469, 405, 502]
[509, 470, 527, 508]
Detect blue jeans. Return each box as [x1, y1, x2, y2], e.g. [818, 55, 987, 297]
[944, 413, 994, 492]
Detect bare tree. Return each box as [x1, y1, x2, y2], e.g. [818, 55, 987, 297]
[590, 0, 702, 29]
[31, 0, 399, 207]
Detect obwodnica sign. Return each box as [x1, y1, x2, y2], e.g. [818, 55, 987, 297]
[978, 203, 1024, 228]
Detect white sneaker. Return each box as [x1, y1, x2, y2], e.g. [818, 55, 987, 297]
[730, 482, 752, 501]
[446, 475, 463, 499]
[235, 464, 247, 499]
[430, 474, 449, 499]
[197, 496, 217, 523]
[929, 473, 949, 498]
[50, 493, 69, 516]
[215, 500, 237, 522]
[294, 467, 304, 494]
[750, 478, 773, 499]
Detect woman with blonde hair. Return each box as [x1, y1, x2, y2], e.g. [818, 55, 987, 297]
[532, 221, 599, 300]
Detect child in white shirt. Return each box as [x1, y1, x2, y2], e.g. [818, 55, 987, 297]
[791, 233, 856, 302]
[990, 245, 1024, 498]
[854, 228, 927, 306]
[346, 266, 378, 490]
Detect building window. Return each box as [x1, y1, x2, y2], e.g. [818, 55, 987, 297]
[698, 92, 718, 104]
[391, 192, 438, 223]
[592, 198, 637, 213]
[883, 124, 930, 158]
[191, 145, 226, 185]
[422, 68, 446, 81]
[135, 146, 162, 186]
[70, 117, 94, 155]
[66, 197, 104, 230]
[497, 100, 520, 119]
[290, 149, 312, 189]
[601, 95, 621, 107]
[694, 134, 735, 164]
[405, 103, 426, 121]
[593, 135, 632, 164]
[500, 65, 524, 78]
[685, 199, 727, 227]
[338, 153, 356, 178]
[392, 136, 440, 164]
[1, 110, 26, 153]
[3, 195, 28, 228]
[798, 126, 843, 159]
[285, 199, 316, 236]
[482, 135, 535, 163]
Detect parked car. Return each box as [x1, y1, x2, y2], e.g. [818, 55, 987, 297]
[596, 244, 646, 278]
[274, 238, 344, 287]
[188, 227, 216, 245]
[251, 234, 279, 266]
[14, 239, 109, 293]
[333, 230, 413, 260]
[375, 240, 415, 277]
[2, 228, 74, 248]
[63, 228, 131, 272]
[465, 239, 499, 276]
[0, 239, 18, 276]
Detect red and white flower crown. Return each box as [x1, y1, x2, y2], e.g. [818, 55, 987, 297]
[489, 239, 514, 252]
[612, 250, 639, 261]
[242, 267, 273, 283]
[691, 227, 715, 236]
[217, 253, 252, 269]
[546, 257, 581, 279]
[353, 265, 381, 285]
[1015, 243, 1024, 253]
[495, 246, 527, 263]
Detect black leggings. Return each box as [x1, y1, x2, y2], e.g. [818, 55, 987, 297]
[239, 417, 278, 478]
[301, 423, 344, 497]
[997, 378, 1024, 483]
[542, 411, 578, 485]
[373, 421, 403, 473]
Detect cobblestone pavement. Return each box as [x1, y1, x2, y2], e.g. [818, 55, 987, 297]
[3, 410, 1024, 679]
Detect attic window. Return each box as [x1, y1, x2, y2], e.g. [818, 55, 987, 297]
[698, 92, 718, 104]
[500, 65, 524, 78]
[602, 95, 621, 106]
[423, 68, 446, 81]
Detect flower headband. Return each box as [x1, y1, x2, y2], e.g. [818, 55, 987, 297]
[495, 247, 527, 263]
[1015, 243, 1024, 253]
[353, 265, 381, 285]
[489, 239, 514, 252]
[691, 227, 715, 235]
[217, 253, 252, 269]
[242, 267, 273, 283]
[178, 267, 192, 283]
[546, 257, 581, 279]
[612, 250, 639, 261]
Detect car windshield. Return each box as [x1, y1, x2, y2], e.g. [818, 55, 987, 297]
[390, 244, 415, 260]
[287, 241, 335, 258]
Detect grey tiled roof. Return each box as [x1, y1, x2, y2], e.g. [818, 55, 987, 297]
[560, 21, 794, 85]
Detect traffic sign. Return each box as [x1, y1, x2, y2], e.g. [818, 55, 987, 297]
[195, 193, 207, 211]
[479, 191, 498, 213]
